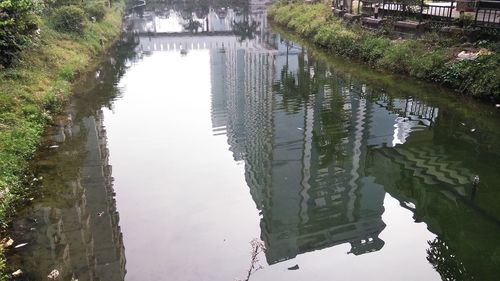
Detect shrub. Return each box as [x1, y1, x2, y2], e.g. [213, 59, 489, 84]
[85, 2, 107, 22]
[409, 49, 452, 80]
[52, 5, 86, 34]
[454, 13, 474, 28]
[378, 40, 425, 74]
[44, 0, 82, 9]
[0, 0, 40, 67]
[359, 34, 391, 64]
[436, 55, 500, 99]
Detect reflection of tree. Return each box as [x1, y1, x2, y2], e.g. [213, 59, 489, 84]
[183, 19, 203, 32]
[232, 20, 260, 42]
[426, 238, 475, 281]
[273, 43, 350, 167]
[272, 42, 311, 114]
[77, 32, 139, 115]
[313, 78, 349, 168]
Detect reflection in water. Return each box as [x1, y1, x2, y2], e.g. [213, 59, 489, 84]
[9, 113, 126, 281]
[210, 43, 388, 263]
[7, 35, 138, 281]
[205, 8, 500, 280]
[8, 1, 500, 281]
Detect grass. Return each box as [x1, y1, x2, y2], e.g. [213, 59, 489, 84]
[0, 1, 125, 277]
[268, 2, 500, 101]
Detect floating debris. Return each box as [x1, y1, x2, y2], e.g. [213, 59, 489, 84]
[12, 269, 23, 277]
[14, 242, 28, 249]
[496, 104, 500, 108]
[1, 237, 14, 248]
[297, 127, 303, 130]
[288, 264, 300, 270]
[473, 175, 480, 187]
[48, 269, 60, 279]
[470, 129, 476, 132]
[49, 145, 59, 149]
[97, 211, 105, 217]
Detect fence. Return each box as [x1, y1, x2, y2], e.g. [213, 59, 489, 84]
[335, 0, 500, 31]
[475, 0, 500, 29]
[351, 0, 455, 23]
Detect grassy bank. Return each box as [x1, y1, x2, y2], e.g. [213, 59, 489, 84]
[268, 3, 500, 100]
[0, 1, 124, 277]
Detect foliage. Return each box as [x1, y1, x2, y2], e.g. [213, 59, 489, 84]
[0, 0, 40, 67]
[232, 20, 259, 42]
[378, 40, 425, 73]
[51, 5, 86, 33]
[358, 33, 391, 63]
[436, 55, 500, 99]
[44, 0, 82, 9]
[454, 12, 474, 28]
[268, 3, 500, 100]
[409, 49, 453, 79]
[85, 1, 107, 22]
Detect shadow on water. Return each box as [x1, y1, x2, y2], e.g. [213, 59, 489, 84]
[6, 1, 500, 280]
[5, 34, 138, 281]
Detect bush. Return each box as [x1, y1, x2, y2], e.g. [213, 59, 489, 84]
[436, 55, 500, 98]
[359, 34, 391, 64]
[0, 0, 40, 67]
[378, 40, 425, 74]
[454, 13, 474, 28]
[52, 5, 86, 34]
[44, 0, 82, 9]
[85, 2, 107, 22]
[409, 49, 452, 80]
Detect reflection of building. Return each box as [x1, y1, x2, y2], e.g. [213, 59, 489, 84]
[259, 85, 387, 263]
[208, 19, 389, 263]
[12, 110, 126, 281]
[128, 5, 277, 54]
[207, 21, 484, 265]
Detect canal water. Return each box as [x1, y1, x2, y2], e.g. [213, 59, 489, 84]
[7, 1, 500, 281]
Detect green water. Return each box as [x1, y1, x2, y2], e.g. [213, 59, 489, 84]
[7, 2, 500, 281]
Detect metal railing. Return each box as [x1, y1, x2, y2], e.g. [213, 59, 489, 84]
[378, 1, 455, 22]
[333, 0, 500, 30]
[474, 0, 500, 29]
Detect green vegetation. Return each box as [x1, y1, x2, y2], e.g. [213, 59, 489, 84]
[0, 0, 124, 277]
[52, 5, 87, 33]
[268, 3, 500, 100]
[0, 0, 40, 67]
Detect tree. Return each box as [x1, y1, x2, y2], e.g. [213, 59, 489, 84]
[0, 0, 40, 67]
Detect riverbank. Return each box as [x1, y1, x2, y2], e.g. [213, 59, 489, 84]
[0, 2, 125, 278]
[268, 3, 500, 101]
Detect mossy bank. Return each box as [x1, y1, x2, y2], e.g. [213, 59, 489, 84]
[0, 1, 125, 277]
[268, 3, 500, 101]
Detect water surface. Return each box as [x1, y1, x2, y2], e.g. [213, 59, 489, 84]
[8, 2, 500, 281]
